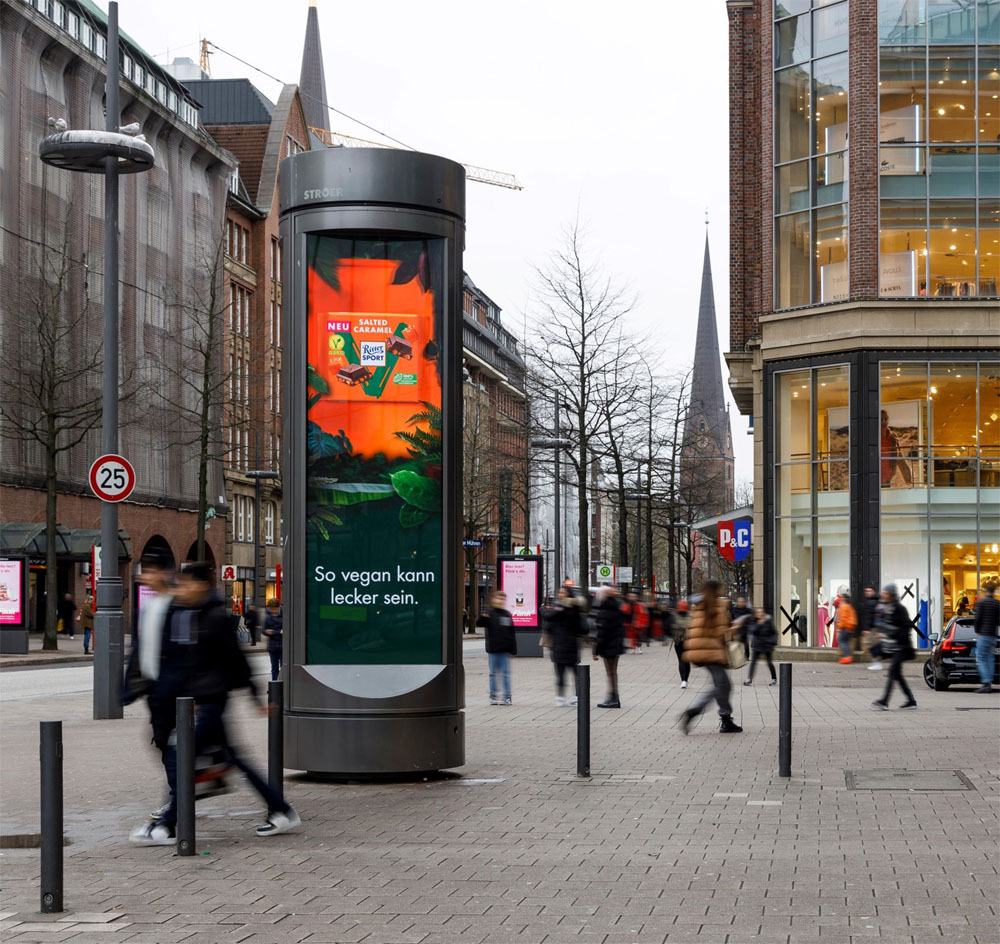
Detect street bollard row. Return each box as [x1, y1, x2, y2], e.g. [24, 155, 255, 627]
[40, 721, 63, 913]
[576, 663, 590, 778]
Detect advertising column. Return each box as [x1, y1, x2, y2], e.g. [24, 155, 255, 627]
[280, 148, 465, 775]
[0, 557, 29, 654]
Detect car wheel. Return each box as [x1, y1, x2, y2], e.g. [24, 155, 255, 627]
[923, 660, 948, 691]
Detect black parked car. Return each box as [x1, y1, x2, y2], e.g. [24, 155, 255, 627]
[923, 616, 1000, 690]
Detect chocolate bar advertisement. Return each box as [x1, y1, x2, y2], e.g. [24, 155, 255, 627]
[305, 235, 445, 665]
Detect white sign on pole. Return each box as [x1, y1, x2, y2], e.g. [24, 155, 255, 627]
[596, 564, 614, 584]
[617, 566, 633, 583]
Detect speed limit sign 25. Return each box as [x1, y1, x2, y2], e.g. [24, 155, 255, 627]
[89, 454, 136, 503]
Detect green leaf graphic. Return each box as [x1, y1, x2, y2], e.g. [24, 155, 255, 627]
[399, 505, 430, 528]
[390, 470, 441, 512]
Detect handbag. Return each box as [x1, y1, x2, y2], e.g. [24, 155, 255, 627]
[726, 638, 748, 669]
[539, 632, 553, 648]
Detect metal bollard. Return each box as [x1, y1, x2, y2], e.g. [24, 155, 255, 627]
[175, 697, 195, 856]
[778, 662, 792, 778]
[40, 721, 63, 913]
[576, 664, 590, 778]
[268, 681, 284, 802]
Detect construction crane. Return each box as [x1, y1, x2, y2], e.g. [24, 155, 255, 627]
[308, 127, 523, 191]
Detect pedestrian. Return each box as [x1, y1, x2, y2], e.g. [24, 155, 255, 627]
[79, 593, 95, 654]
[477, 590, 516, 705]
[871, 584, 918, 710]
[973, 582, 998, 694]
[263, 598, 283, 682]
[672, 599, 691, 688]
[58, 592, 76, 638]
[592, 585, 626, 707]
[545, 587, 584, 706]
[836, 591, 859, 664]
[244, 601, 261, 646]
[679, 580, 743, 734]
[462, 608, 469, 634]
[130, 562, 300, 843]
[743, 606, 777, 685]
[861, 584, 883, 670]
[730, 595, 753, 658]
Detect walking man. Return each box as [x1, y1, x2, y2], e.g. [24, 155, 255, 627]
[871, 584, 917, 710]
[973, 582, 998, 694]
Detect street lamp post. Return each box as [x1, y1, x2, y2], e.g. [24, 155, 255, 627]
[530, 408, 572, 602]
[39, 1, 154, 719]
[625, 487, 651, 594]
[246, 470, 279, 619]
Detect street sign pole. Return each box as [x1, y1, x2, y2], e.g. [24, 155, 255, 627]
[94, 3, 123, 720]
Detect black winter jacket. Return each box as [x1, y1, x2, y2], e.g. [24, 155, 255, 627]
[974, 595, 999, 637]
[545, 603, 584, 665]
[264, 609, 283, 652]
[478, 607, 517, 654]
[875, 600, 915, 660]
[593, 597, 625, 658]
[749, 616, 777, 653]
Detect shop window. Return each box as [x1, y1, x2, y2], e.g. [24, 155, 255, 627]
[777, 464, 813, 516]
[776, 12, 811, 66]
[980, 363, 1000, 491]
[815, 516, 850, 644]
[776, 65, 812, 164]
[776, 0, 810, 17]
[813, 4, 849, 63]
[927, 47, 976, 142]
[879, 200, 927, 295]
[978, 50, 1000, 141]
[778, 160, 811, 212]
[775, 516, 812, 642]
[776, 211, 812, 307]
[777, 370, 812, 462]
[928, 146, 976, 196]
[927, 0, 977, 43]
[929, 364, 980, 491]
[816, 364, 850, 494]
[880, 362, 929, 493]
[879, 47, 927, 144]
[928, 199, 977, 295]
[816, 204, 849, 302]
[814, 53, 849, 154]
[981, 190, 1000, 294]
[815, 152, 846, 204]
[879, 0, 927, 45]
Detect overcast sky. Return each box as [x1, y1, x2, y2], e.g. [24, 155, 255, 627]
[109, 0, 751, 485]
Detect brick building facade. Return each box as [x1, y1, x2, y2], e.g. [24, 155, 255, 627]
[1, 0, 234, 633]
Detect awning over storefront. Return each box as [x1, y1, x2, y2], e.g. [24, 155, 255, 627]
[689, 506, 753, 541]
[0, 524, 131, 561]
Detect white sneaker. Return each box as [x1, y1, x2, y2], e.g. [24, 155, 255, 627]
[868, 662, 883, 671]
[129, 821, 175, 845]
[256, 807, 301, 836]
[680, 680, 687, 689]
[567, 696, 578, 707]
[555, 696, 566, 706]
[489, 697, 500, 705]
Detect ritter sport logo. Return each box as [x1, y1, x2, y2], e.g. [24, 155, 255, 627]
[718, 520, 751, 563]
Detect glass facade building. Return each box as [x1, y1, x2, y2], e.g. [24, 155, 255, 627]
[728, 0, 999, 647]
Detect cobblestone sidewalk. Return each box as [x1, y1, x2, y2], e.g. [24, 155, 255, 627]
[1, 645, 997, 943]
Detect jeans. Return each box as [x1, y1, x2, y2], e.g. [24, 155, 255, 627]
[838, 629, 853, 658]
[83, 627, 92, 653]
[976, 634, 997, 685]
[487, 652, 511, 700]
[689, 663, 732, 717]
[269, 650, 282, 682]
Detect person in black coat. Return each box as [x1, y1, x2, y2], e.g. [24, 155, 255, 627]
[263, 599, 283, 681]
[871, 584, 917, 710]
[730, 597, 753, 658]
[592, 586, 625, 708]
[545, 587, 585, 706]
[477, 590, 517, 705]
[743, 607, 777, 685]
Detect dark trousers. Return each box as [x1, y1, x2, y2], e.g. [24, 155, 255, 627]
[689, 663, 732, 718]
[148, 697, 178, 825]
[269, 649, 282, 682]
[881, 654, 914, 705]
[748, 650, 776, 681]
[674, 642, 690, 682]
[553, 661, 576, 697]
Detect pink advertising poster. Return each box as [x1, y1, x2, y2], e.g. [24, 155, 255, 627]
[0, 559, 24, 625]
[499, 559, 539, 627]
[137, 584, 156, 624]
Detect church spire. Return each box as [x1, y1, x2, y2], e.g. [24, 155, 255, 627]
[299, 1, 329, 134]
[684, 230, 732, 461]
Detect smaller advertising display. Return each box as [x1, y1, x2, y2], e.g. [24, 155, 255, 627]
[0, 559, 24, 625]
[498, 557, 541, 628]
[137, 584, 157, 622]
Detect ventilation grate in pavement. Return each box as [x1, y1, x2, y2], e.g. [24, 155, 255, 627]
[845, 769, 975, 790]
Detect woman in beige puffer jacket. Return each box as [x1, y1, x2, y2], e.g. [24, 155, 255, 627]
[679, 581, 743, 734]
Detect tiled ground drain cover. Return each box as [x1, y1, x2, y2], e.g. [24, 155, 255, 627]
[845, 769, 974, 790]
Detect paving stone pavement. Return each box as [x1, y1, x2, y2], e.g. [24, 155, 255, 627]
[1, 645, 998, 943]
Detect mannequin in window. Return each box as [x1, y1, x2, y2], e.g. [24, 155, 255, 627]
[817, 587, 830, 647]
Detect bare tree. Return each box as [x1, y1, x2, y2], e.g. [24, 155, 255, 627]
[529, 221, 636, 589]
[1, 234, 102, 649]
[159, 224, 232, 560]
